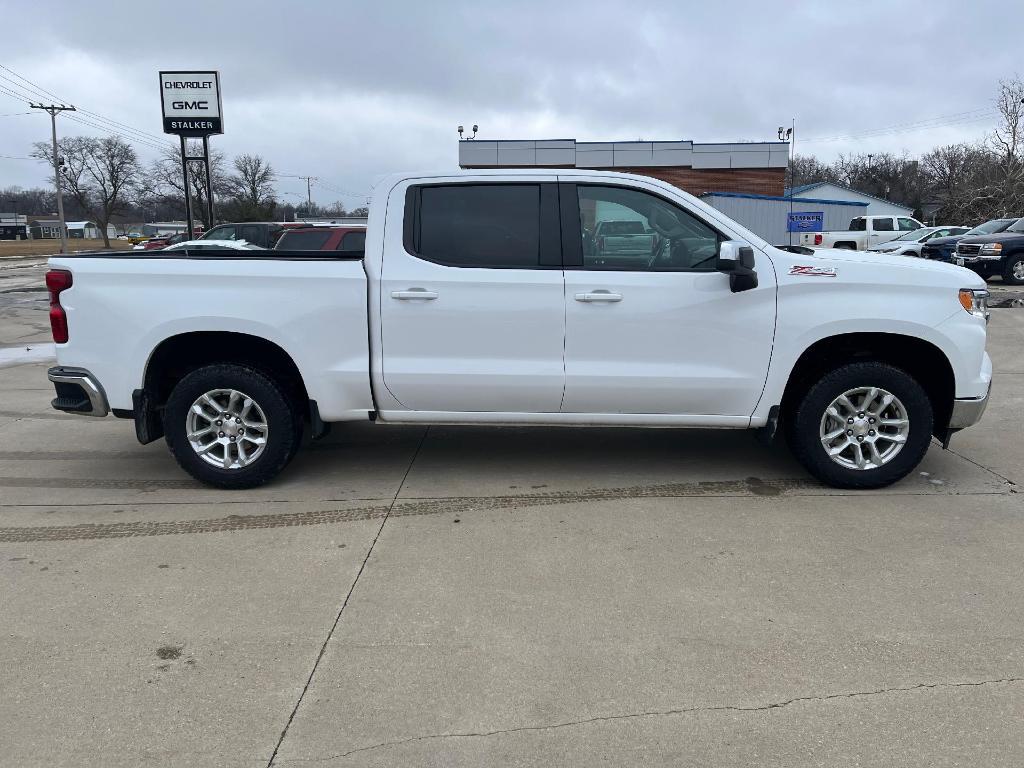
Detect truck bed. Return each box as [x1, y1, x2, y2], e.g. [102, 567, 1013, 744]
[47, 250, 374, 422]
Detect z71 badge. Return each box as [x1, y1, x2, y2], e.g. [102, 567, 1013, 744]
[790, 265, 839, 277]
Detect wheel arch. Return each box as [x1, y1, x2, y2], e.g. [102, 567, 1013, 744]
[143, 331, 310, 413]
[780, 332, 956, 434]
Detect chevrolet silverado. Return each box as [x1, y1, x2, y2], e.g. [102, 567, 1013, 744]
[45, 170, 992, 490]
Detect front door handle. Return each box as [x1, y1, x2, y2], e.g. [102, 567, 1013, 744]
[391, 289, 438, 300]
[575, 291, 622, 302]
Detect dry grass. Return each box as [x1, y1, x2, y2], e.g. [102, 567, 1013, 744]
[0, 238, 132, 259]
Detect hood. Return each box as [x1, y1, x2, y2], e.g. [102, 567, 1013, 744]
[786, 246, 986, 287]
[958, 232, 1024, 245]
[867, 241, 911, 252]
[925, 234, 968, 247]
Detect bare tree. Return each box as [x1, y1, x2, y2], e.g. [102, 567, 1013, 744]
[785, 155, 839, 190]
[33, 135, 141, 247]
[223, 154, 277, 221]
[143, 142, 229, 229]
[987, 77, 1024, 215]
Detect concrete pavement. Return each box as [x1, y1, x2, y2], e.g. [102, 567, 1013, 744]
[0, 284, 1021, 766]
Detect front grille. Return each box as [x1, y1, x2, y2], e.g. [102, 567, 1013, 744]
[957, 244, 982, 256]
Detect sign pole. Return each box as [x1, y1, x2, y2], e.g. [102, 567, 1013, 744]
[202, 135, 214, 228]
[179, 136, 194, 239]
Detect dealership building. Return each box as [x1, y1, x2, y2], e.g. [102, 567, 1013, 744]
[457, 137, 878, 245]
[458, 138, 791, 196]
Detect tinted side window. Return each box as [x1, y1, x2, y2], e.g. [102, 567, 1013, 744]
[413, 184, 540, 268]
[204, 225, 237, 240]
[897, 217, 919, 231]
[577, 185, 720, 271]
[340, 231, 366, 251]
[279, 230, 332, 250]
[849, 218, 866, 231]
[873, 218, 895, 231]
[239, 224, 264, 245]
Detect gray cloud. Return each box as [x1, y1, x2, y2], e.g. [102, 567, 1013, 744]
[1, 0, 1017, 203]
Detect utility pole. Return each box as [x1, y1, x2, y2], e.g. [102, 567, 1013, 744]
[30, 103, 76, 254]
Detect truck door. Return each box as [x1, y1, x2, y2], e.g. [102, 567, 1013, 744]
[379, 181, 565, 413]
[870, 217, 896, 245]
[559, 182, 776, 417]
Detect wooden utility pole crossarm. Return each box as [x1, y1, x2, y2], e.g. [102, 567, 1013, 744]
[29, 102, 76, 254]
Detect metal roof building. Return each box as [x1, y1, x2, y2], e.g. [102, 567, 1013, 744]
[785, 182, 914, 217]
[702, 192, 867, 246]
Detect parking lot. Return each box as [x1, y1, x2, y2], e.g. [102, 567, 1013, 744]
[2, 256, 1023, 766]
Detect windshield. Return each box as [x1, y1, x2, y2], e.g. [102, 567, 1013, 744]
[968, 218, 1016, 235]
[895, 227, 935, 241]
[1007, 219, 1024, 234]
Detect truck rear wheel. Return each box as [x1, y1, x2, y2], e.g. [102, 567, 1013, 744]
[164, 364, 301, 489]
[787, 362, 933, 489]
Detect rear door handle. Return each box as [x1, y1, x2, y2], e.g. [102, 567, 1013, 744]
[391, 289, 438, 300]
[575, 292, 622, 302]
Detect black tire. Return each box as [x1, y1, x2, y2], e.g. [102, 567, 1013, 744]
[164, 364, 301, 489]
[1003, 254, 1024, 286]
[786, 362, 933, 489]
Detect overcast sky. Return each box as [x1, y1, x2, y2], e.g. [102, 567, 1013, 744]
[1, 0, 1017, 207]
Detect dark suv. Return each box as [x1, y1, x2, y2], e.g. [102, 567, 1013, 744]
[922, 217, 1019, 262]
[952, 217, 1024, 284]
[199, 222, 306, 249]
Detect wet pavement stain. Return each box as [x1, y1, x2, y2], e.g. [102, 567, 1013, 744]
[156, 645, 183, 661]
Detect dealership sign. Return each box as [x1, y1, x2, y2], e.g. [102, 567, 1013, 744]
[786, 211, 824, 232]
[159, 71, 223, 135]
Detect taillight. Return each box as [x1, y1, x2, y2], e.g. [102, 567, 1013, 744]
[46, 269, 72, 344]
[597, 236, 605, 250]
[814, 234, 823, 246]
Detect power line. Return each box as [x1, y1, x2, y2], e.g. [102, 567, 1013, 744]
[801, 108, 999, 144]
[0, 64, 172, 149]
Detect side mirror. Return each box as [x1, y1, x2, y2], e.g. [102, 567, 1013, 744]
[716, 240, 758, 293]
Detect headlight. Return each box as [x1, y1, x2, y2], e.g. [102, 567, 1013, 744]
[980, 243, 1002, 254]
[959, 288, 990, 320]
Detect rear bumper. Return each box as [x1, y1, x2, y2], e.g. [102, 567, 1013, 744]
[47, 367, 109, 417]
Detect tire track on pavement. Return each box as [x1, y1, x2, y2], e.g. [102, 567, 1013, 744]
[0, 477, 820, 542]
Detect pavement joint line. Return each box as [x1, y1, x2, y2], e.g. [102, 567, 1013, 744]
[944, 446, 1018, 487]
[265, 427, 431, 768]
[280, 677, 1024, 763]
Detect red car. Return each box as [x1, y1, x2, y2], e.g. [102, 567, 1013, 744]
[138, 232, 192, 250]
[273, 226, 366, 251]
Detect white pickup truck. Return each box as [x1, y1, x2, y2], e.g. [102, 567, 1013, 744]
[802, 214, 925, 250]
[45, 170, 992, 490]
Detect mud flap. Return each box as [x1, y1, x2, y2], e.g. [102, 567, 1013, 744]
[132, 389, 164, 445]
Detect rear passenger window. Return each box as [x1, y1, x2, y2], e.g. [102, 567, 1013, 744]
[413, 184, 540, 267]
[873, 218, 895, 231]
[339, 231, 365, 251]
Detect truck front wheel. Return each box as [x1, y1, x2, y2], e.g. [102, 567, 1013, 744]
[164, 364, 301, 489]
[1003, 254, 1024, 285]
[787, 362, 933, 489]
